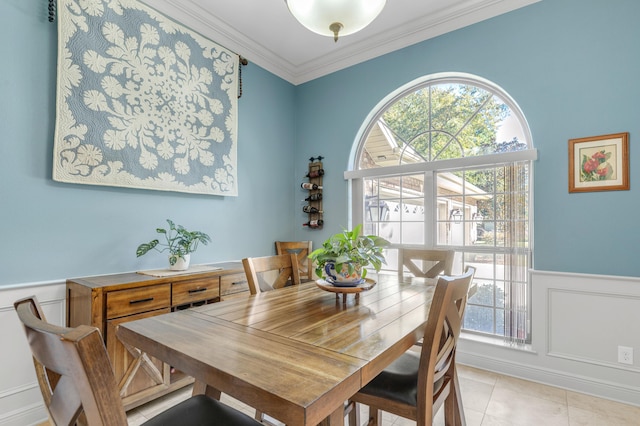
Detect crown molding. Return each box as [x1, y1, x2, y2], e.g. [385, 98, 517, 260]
[145, 0, 540, 85]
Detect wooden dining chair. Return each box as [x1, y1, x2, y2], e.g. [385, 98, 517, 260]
[14, 296, 261, 426]
[242, 253, 301, 295]
[275, 240, 313, 282]
[398, 248, 455, 279]
[348, 266, 476, 426]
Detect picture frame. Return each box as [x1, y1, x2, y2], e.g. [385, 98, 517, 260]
[568, 132, 629, 193]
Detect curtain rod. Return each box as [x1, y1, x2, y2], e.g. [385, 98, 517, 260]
[238, 56, 248, 99]
[47, 1, 248, 98]
[48, 0, 56, 22]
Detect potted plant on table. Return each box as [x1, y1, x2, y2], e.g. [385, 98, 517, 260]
[309, 224, 389, 286]
[136, 219, 211, 271]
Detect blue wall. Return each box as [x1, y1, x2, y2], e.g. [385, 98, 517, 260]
[2, 0, 639, 287]
[0, 1, 297, 286]
[294, 0, 640, 277]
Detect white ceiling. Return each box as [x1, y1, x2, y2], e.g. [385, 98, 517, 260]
[145, 0, 539, 85]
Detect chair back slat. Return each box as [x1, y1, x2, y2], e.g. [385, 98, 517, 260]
[243, 253, 301, 294]
[49, 375, 84, 425]
[398, 248, 455, 279]
[275, 241, 313, 282]
[23, 299, 65, 411]
[14, 297, 128, 426]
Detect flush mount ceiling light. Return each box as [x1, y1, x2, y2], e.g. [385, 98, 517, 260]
[285, 0, 386, 42]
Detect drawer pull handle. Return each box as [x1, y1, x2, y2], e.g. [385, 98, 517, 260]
[130, 297, 154, 304]
[188, 288, 207, 294]
[232, 281, 245, 285]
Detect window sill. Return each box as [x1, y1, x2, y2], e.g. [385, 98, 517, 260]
[460, 331, 536, 354]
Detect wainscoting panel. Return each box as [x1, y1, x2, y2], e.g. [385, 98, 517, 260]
[458, 269, 640, 407]
[0, 281, 65, 426]
[548, 288, 640, 370]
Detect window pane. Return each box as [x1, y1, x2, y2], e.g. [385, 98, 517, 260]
[495, 309, 505, 335]
[383, 248, 399, 272]
[402, 224, 424, 244]
[495, 281, 505, 308]
[363, 174, 427, 245]
[436, 222, 448, 245]
[385, 223, 401, 244]
[468, 278, 494, 306]
[464, 305, 495, 334]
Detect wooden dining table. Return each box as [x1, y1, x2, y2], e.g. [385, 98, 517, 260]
[117, 274, 437, 426]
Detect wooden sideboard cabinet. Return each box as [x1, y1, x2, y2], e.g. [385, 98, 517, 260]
[66, 261, 248, 410]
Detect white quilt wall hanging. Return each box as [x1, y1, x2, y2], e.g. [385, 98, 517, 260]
[53, 0, 239, 196]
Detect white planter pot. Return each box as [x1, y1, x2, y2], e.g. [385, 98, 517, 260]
[169, 254, 190, 271]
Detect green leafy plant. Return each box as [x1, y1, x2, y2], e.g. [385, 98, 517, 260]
[136, 219, 211, 265]
[308, 224, 389, 279]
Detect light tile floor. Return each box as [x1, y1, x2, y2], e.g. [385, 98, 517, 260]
[126, 365, 640, 426]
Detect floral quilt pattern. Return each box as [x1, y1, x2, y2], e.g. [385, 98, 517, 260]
[53, 0, 239, 195]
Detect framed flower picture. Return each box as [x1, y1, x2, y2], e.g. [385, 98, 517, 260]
[568, 132, 629, 193]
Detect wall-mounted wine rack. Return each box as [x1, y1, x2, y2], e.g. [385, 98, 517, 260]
[302, 156, 324, 229]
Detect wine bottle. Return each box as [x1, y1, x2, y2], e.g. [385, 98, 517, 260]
[304, 193, 323, 201]
[305, 169, 325, 178]
[301, 182, 322, 190]
[303, 219, 324, 228]
[303, 206, 323, 214]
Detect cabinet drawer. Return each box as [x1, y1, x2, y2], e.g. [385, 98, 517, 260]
[172, 277, 220, 307]
[221, 273, 249, 296]
[106, 284, 171, 319]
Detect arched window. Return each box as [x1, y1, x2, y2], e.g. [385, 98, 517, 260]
[346, 73, 536, 343]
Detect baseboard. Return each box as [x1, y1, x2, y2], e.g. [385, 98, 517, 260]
[0, 402, 47, 426]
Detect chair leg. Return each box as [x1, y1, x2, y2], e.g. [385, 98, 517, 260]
[368, 406, 382, 426]
[345, 400, 361, 426]
[444, 370, 466, 426]
[255, 410, 264, 422]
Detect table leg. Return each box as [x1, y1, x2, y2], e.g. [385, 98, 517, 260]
[317, 404, 345, 425]
[192, 380, 222, 400]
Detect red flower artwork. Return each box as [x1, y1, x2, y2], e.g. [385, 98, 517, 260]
[581, 150, 613, 181]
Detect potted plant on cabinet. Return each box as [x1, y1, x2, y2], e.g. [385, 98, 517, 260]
[308, 224, 389, 286]
[136, 219, 211, 270]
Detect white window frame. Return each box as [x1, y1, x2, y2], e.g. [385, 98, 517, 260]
[345, 72, 536, 343]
